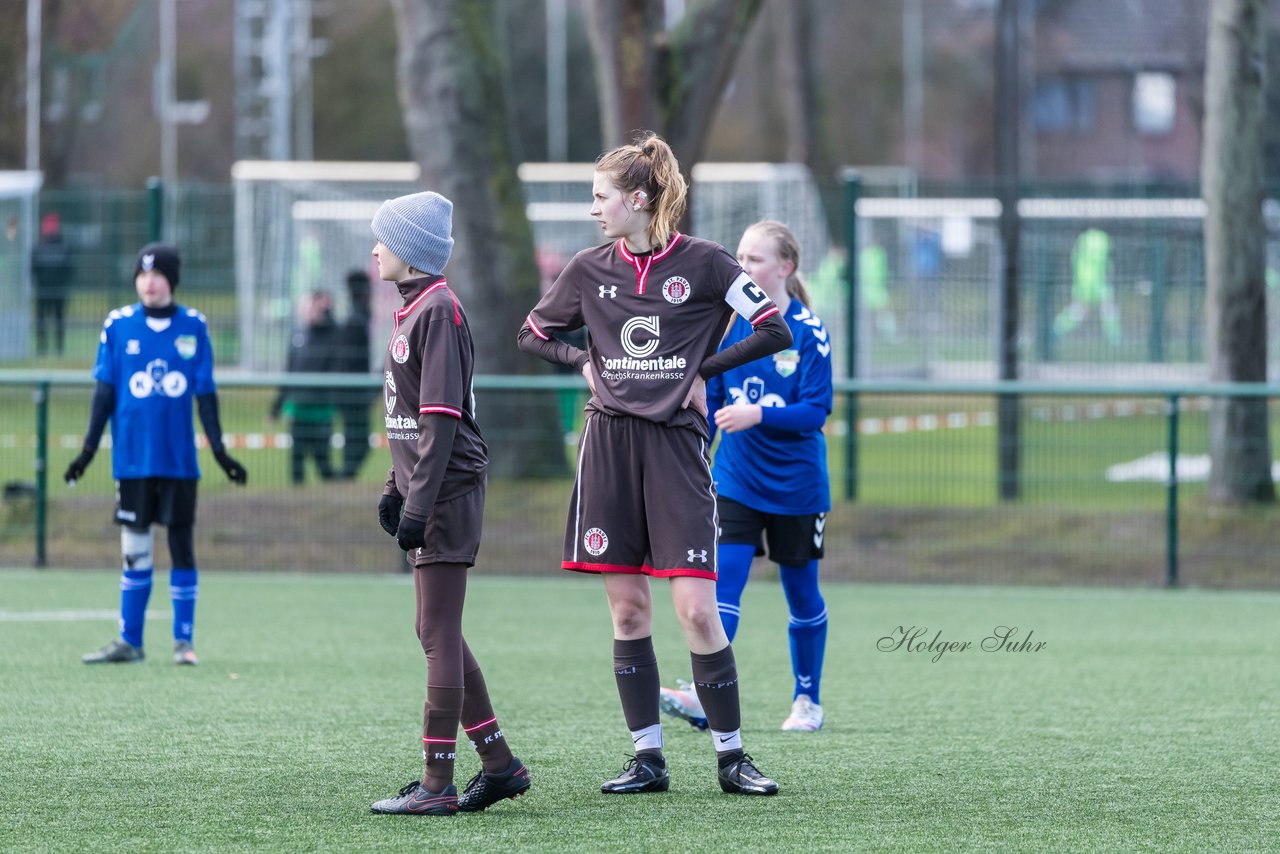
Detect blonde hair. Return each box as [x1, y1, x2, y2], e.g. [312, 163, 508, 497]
[744, 220, 810, 307]
[596, 132, 687, 249]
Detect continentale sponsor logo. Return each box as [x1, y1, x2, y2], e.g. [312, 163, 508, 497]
[600, 315, 688, 381]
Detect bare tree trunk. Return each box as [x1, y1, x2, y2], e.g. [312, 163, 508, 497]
[776, 0, 841, 243]
[586, 0, 764, 177]
[586, 0, 662, 144]
[1202, 0, 1275, 504]
[390, 0, 568, 477]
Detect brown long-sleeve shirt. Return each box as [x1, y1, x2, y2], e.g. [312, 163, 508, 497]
[517, 232, 792, 436]
[382, 276, 486, 520]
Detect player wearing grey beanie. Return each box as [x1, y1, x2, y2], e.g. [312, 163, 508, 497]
[370, 191, 455, 277]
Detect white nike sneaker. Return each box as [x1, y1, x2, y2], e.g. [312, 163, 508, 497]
[781, 694, 824, 731]
[659, 678, 708, 730]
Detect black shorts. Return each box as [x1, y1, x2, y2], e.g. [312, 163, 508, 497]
[114, 478, 198, 529]
[408, 480, 486, 568]
[562, 412, 718, 579]
[717, 495, 826, 566]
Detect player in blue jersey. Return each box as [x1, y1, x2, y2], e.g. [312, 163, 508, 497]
[65, 242, 247, 666]
[661, 220, 832, 732]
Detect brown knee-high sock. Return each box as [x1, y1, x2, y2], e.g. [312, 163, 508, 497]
[413, 564, 468, 792]
[460, 642, 515, 773]
[691, 645, 743, 757]
[423, 685, 462, 792]
[613, 637, 663, 759]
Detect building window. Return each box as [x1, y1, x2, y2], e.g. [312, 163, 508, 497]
[1032, 76, 1096, 133]
[1133, 72, 1176, 135]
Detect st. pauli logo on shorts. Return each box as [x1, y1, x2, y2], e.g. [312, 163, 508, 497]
[390, 334, 410, 364]
[662, 276, 691, 304]
[584, 527, 609, 556]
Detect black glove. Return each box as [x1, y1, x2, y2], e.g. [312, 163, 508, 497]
[214, 448, 248, 485]
[396, 512, 427, 552]
[378, 494, 403, 536]
[63, 448, 95, 484]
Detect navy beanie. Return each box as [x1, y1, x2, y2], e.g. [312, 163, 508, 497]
[135, 242, 181, 288]
[370, 191, 454, 277]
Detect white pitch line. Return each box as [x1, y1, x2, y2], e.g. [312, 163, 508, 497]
[0, 609, 162, 622]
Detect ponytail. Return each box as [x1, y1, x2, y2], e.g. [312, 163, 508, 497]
[596, 132, 688, 249]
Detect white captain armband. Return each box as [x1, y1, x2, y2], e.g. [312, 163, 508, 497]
[724, 271, 777, 323]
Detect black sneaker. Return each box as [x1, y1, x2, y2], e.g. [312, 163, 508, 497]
[370, 781, 458, 815]
[718, 753, 779, 796]
[601, 755, 669, 794]
[82, 638, 144, 664]
[457, 756, 531, 812]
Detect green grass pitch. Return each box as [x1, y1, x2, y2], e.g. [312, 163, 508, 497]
[1, 570, 1277, 852]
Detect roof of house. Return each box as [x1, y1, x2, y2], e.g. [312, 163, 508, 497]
[1034, 0, 1208, 73]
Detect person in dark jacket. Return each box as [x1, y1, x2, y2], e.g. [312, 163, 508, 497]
[334, 270, 377, 479]
[31, 212, 75, 356]
[270, 289, 339, 483]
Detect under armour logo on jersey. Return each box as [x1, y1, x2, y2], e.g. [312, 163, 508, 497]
[814, 513, 827, 549]
[687, 549, 708, 563]
[598, 285, 618, 299]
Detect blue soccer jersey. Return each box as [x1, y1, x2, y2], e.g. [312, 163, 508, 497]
[92, 303, 217, 480]
[707, 302, 833, 515]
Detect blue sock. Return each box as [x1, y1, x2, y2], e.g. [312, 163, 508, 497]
[715, 543, 755, 642]
[170, 568, 198, 643]
[119, 569, 153, 648]
[780, 560, 827, 705]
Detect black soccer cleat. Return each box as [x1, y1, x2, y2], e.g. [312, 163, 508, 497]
[457, 756, 531, 812]
[370, 780, 458, 815]
[82, 638, 144, 664]
[601, 755, 669, 794]
[718, 753, 779, 796]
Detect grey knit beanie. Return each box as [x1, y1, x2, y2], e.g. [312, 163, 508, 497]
[370, 191, 455, 276]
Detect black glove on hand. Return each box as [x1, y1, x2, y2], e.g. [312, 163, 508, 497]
[214, 448, 248, 485]
[396, 512, 427, 552]
[63, 448, 95, 484]
[378, 494, 403, 536]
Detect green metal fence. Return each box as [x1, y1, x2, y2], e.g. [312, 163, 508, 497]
[2, 372, 1277, 589]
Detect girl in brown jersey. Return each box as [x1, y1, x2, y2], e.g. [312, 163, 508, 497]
[367, 191, 531, 816]
[518, 133, 790, 796]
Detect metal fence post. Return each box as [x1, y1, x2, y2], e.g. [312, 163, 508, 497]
[1165, 393, 1179, 587]
[34, 381, 49, 568]
[146, 176, 164, 241]
[843, 170, 861, 501]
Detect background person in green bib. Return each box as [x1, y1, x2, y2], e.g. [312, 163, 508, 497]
[1054, 227, 1121, 346]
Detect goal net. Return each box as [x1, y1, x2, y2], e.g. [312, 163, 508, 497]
[236, 161, 836, 372]
[232, 161, 421, 373]
[851, 194, 1279, 382]
[0, 171, 43, 360]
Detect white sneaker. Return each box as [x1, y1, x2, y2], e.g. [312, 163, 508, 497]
[659, 678, 708, 730]
[781, 694, 824, 731]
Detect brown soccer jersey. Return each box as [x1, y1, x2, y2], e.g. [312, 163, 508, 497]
[519, 233, 784, 434]
[383, 277, 486, 519]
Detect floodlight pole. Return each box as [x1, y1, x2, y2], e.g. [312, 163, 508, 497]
[159, 0, 177, 186]
[547, 0, 568, 161]
[995, 0, 1022, 501]
[26, 0, 41, 171]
